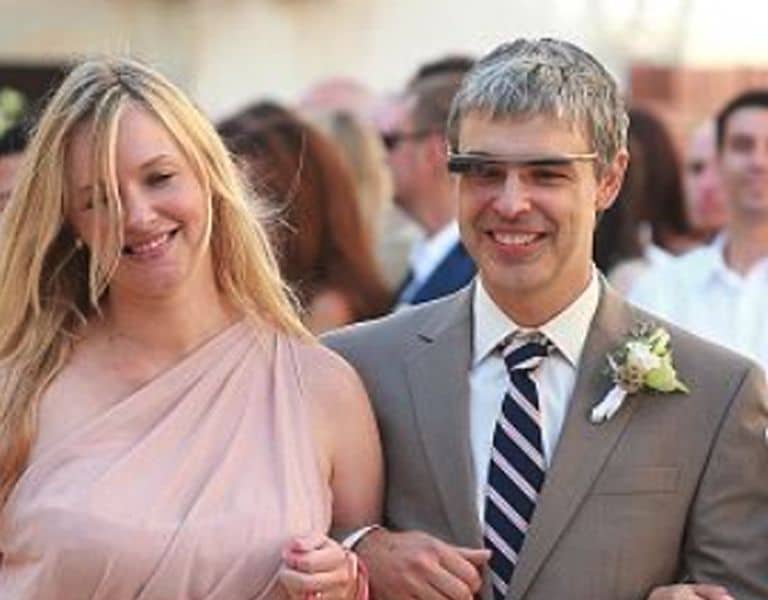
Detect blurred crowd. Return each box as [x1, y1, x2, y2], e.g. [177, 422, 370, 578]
[1, 53, 766, 367]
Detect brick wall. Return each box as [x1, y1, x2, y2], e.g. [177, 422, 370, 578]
[630, 64, 768, 145]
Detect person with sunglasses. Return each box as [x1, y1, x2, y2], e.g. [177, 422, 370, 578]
[380, 62, 476, 307]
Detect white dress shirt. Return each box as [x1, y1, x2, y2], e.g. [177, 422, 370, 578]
[629, 235, 768, 370]
[344, 268, 601, 547]
[398, 221, 461, 304]
[470, 272, 600, 518]
[608, 243, 672, 295]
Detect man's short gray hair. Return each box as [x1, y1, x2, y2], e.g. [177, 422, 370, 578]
[447, 38, 628, 169]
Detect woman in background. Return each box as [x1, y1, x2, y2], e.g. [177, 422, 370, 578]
[595, 107, 696, 292]
[220, 103, 391, 333]
[0, 57, 381, 599]
[626, 107, 697, 255]
[310, 109, 420, 290]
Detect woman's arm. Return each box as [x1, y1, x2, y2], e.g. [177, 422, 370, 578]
[279, 344, 383, 600]
[322, 353, 384, 534]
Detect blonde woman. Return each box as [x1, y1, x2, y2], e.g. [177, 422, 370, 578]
[0, 57, 381, 599]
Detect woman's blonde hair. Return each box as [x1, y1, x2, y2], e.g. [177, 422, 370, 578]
[310, 110, 393, 236]
[0, 56, 306, 505]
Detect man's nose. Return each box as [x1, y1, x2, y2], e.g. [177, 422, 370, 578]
[493, 171, 532, 216]
[750, 141, 768, 170]
[700, 164, 721, 189]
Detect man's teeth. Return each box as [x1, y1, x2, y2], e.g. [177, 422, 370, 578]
[493, 232, 538, 245]
[127, 232, 171, 254]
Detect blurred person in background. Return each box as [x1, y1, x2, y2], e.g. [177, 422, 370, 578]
[595, 107, 695, 292]
[298, 76, 376, 122]
[299, 75, 424, 287]
[593, 135, 647, 288]
[407, 54, 476, 86]
[683, 120, 729, 242]
[0, 121, 27, 213]
[0, 57, 382, 599]
[630, 89, 768, 370]
[220, 101, 391, 333]
[384, 60, 476, 306]
[627, 108, 696, 255]
[310, 109, 417, 289]
[310, 111, 391, 241]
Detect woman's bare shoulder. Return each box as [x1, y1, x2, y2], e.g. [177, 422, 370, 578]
[288, 336, 371, 418]
[291, 335, 363, 386]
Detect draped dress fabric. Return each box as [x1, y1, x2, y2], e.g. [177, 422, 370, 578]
[0, 321, 332, 599]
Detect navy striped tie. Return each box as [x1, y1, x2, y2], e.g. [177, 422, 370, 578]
[484, 337, 550, 600]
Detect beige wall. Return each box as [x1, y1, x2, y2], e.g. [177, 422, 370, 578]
[1, 0, 767, 119]
[0, 0, 198, 93]
[192, 0, 600, 118]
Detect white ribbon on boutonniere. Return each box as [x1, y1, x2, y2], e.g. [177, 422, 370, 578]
[590, 323, 690, 424]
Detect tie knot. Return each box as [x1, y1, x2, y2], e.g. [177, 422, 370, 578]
[501, 336, 550, 373]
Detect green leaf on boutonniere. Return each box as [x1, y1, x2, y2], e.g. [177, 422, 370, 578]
[591, 322, 689, 424]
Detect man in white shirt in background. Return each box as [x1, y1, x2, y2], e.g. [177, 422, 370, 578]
[630, 90, 768, 370]
[382, 60, 476, 306]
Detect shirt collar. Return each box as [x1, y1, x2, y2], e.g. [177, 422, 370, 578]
[645, 243, 672, 266]
[707, 233, 732, 282]
[687, 233, 746, 288]
[703, 232, 768, 285]
[472, 266, 601, 367]
[408, 221, 461, 283]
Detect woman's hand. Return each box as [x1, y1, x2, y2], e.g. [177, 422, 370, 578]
[647, 584, 734, 600]
[278, 534, 360, 600]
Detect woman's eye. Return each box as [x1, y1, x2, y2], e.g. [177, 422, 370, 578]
[82, 193, 106, 211]
[147, 172, 175, 187]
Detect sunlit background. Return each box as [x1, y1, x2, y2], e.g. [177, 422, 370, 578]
[2, 0, 768, 130]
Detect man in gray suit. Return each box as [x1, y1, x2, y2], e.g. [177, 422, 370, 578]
[326, 38, 767, 600]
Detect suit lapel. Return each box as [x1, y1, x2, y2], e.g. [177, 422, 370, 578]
[507, 286, 639, 599]
[405, 286, 484, 547]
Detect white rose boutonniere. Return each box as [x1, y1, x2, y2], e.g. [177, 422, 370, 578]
[590, 323, 689, 424]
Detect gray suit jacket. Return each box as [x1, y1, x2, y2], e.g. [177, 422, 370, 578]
[324, 282, 768, 600]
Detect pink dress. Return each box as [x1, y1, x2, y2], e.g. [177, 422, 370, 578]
[0, 322, 332, 599]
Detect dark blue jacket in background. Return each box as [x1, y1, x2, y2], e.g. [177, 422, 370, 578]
[397, 242, 476, 306]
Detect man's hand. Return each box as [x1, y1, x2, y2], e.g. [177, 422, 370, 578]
[647, 584, 734, 600]
[355, 528, 490, 600]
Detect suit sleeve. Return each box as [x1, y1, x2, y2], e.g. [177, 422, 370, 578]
[683, 364, 768, 598]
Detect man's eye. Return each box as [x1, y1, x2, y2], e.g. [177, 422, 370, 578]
[466, 162, 505, 181]
[530, 168, 568, 183]
[729, 136, 754, 153]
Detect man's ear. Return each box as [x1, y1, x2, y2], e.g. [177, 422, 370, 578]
[596, 148, 629, 212]
[423, 133, 449, 173]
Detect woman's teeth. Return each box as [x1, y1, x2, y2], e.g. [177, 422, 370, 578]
[124, 231, 173, 255]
